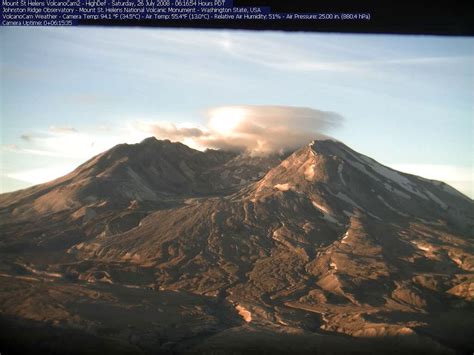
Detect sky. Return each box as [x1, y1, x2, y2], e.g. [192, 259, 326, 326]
[0, 27, 473, 197]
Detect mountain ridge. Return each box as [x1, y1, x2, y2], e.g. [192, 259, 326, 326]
[0, 137, 473, 354]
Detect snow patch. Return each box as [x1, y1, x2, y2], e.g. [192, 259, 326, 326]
[20, 264, 62, 279]
[344, 151, 428, 200]
[304, 164, 316, 181]
[341, 231, 350, 244]
[367, 211, 382, 221]
[413, 242, 431, 252]
[424, 190, 448, 209]
[312, 200, 330, 214]
[312, 201, 340, 225]
[411, 241, 436, 258]
[344, 157, 381, 182]
[415, 218, 444, 226]
[384, 183, 411, 199]
[358, 156, 428, 200]
[343, 210, 355, 217]
[335, 192, 364, 211]
[377, 195, 409, 217]
[236, 305, 252, 322]
[274, 183, 291, 191]
[392, 188, 411, 199]
[338, 163, 346, 185]
[330, 191, 381, 220]
[272, 229, 282, 241]
[321, 213, 340, 225]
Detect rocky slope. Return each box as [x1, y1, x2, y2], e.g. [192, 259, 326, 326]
[0, 138, 473, 354]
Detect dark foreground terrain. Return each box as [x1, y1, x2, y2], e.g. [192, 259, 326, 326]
[1, 138, 473, 354]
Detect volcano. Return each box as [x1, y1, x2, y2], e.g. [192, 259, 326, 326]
[0, 137, 473, 354]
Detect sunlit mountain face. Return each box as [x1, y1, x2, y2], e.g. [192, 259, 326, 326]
[0, 137, 472, 354]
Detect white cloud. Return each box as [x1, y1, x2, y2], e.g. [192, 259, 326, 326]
[48, 126, 78, 134]
[138, 105, 343, 156]
[135, 121, 207, 140]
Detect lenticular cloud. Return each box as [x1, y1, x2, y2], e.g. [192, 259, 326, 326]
[142, 105, 343, 155]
